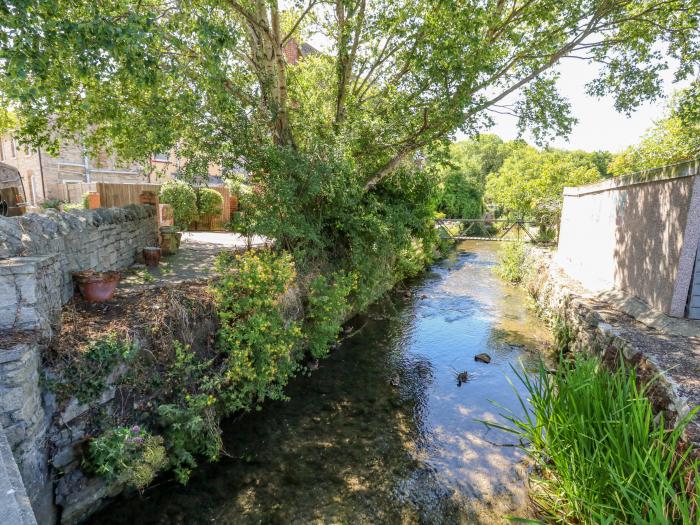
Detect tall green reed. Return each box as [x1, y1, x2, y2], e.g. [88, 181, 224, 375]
[488, 356, 699, 524]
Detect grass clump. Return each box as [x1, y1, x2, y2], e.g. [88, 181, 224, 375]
[492, 356, 699, 524]
[496, 241, 528, 283]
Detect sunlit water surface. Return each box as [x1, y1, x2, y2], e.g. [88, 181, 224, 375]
[89, 241, 552, 524]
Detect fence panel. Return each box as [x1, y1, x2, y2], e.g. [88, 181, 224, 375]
[41, 181, 235, 230]
[45, 182, 96, 203]
[95, 182, 161, 208]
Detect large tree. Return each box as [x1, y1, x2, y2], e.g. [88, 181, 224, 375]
[609, 92, 700, 175]
[1, 0, 698, 189]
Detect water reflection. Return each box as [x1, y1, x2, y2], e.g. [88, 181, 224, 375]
[89, 241, 551, 525]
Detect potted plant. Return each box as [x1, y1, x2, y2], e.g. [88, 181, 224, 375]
[72, 270, 121, 302]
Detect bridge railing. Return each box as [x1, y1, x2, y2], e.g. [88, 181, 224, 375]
[436, 218, 543, 242]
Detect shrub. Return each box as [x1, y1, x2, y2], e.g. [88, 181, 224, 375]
[304, 272, 355, 359]
[86, 425, 168, 490]
[212, 250, 302, 414]
[239, 147, 441, 312]
[196, 188, 223, 220]
[159, 179, 197, 230]
[40, 198, 63, 210]
[495, 241, 527, 283]
[490, 356, 700, 524]
[62, 202, 83, 212]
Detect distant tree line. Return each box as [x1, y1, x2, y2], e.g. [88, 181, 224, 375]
[432, 134, 611, 228]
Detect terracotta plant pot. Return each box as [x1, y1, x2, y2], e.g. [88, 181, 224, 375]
[143, 246, 161, 267]
[72, 270, 120, 302]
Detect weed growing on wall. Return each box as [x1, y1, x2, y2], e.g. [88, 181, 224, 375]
[157, 395, 222, 484]
[552, 313, 574, 353]
[489, 356, 700, 524]
[46, 333, 133, 403]
[86, 425, 168, 490]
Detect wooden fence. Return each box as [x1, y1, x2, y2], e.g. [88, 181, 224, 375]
[48, 181, 235, 231]
[94, 182, 161, 208]
[46, 182, 96, 203]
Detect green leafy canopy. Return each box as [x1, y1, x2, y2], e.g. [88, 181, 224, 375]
[0, 0, 697, 186]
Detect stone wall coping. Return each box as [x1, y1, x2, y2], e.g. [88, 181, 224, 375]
[0, 255, 58, 271]
[0, 427, 37, 525]
[563, 157, 699, 197]
[0, 204, 156, 261]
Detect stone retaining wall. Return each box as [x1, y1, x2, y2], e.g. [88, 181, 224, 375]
[0, 206, 157, 336]
[525, 248, 700, 451]
[0, 206, 157, 524]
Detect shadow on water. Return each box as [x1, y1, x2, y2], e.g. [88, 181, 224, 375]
[88, 241, 552, 525]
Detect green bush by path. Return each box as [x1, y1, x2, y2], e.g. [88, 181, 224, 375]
[490, 356, 699, 524]
[196, 187, 223, 220]
[159, 179, 197, 230]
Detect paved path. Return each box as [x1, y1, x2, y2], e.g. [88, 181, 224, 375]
[120, 231, 268, 290]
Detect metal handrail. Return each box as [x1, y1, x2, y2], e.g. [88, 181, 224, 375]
[436, 218, 539, 242]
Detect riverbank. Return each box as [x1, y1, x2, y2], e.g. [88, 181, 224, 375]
[29, 230, 443, 523]
[86, 241, 553, 524]
[521, 247, 700, 455]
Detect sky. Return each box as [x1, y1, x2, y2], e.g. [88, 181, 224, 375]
[476, 57, 688, 153]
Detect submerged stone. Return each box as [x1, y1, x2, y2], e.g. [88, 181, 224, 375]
[456, 371, 468, 386]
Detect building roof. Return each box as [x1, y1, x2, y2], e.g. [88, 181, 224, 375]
[300, 42, 320, 56]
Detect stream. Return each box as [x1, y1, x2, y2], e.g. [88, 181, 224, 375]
[88, 240, 552, 524]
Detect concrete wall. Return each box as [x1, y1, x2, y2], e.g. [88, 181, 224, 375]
[0, 206, 156, 523]
[556, 159, 700, 317]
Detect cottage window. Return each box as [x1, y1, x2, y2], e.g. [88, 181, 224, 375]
[153, 152, 170, 162]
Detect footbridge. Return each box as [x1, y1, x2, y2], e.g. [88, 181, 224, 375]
[436, 218, 540, 242]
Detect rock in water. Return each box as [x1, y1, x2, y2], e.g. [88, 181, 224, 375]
[474, 353, 491, 364]
[456, 371, 468, 386]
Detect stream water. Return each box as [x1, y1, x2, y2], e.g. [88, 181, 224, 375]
[89, 241, 552, 525]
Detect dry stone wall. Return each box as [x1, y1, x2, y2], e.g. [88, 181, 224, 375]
[0, 205, 156, 335]
[0, 205, 157, 524]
